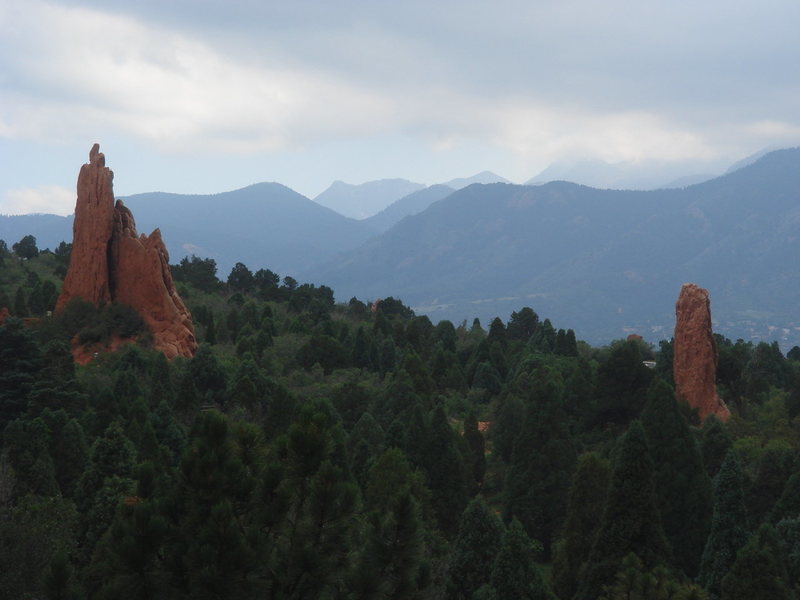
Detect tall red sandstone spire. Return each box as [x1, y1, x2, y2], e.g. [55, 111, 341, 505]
[56, 144, 197, 359]
[673, 283, 730, 421]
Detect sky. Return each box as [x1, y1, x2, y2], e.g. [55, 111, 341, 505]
[1, 0, 800, 215]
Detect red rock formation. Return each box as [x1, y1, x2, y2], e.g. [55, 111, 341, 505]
[673, 283, 730, 422]
[56, 144, 197, 359]
[57, 143, 115, 309]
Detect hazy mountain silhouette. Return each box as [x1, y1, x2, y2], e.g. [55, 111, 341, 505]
[361, 184, 454, 233]
[307, 148, 800, 346]
[122, 183, 375, 277]
[313, 178, 425, 219]
[526, 158, 727, 190]
[442, 171, 510, 189]
[0, 213, 72, 251]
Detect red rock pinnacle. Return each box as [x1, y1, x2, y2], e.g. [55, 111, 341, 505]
[673, 283, 730, 421]
[56, 144, 197, 359]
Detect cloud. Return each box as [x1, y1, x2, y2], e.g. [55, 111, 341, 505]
[1, 185, 75, 216]
[1, 0, 799, 176]
[0, 1, 397, 152]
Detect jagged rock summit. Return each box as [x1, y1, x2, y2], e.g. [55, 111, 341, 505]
[673, 283, 730, 421]
[56, 144, 197, 359]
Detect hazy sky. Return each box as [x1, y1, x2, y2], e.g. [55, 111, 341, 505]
[2, 0, 799, 215]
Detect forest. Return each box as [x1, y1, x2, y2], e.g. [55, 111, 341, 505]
[3, 236, 800, 599]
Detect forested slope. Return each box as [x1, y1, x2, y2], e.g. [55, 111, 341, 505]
[2, 241, 800, 599]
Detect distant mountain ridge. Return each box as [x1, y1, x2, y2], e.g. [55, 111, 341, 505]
[121, 182, 375, 276]
[3, 149, 800, 348]
[313, 178, 425, 219]
[442, 171, 510, 189]
[305, 148, 800, 347]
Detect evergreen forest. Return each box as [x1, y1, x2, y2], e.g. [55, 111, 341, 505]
[4, 236, 800, 599]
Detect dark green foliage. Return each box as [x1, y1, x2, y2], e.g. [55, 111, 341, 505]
[296, 333, 348, 374]
[0, 495, 78, 599]
[444, 496, 504, 600]
[641, 377, 712, 577]
[770, 472, 800, 524]
[599, 553, 709, 600]
[13, 233, 39, 258]
[504, 366, 576, 557]
[552, 451, 612, 600]
[7, 246, 800, 597]
[507, 307, 539, 342]
[492, 393, 524, 463]
[720, 523, 792, 600]
[422, 406, 468, 537]
[463, 412, 486, 493]
[486, 518, 554, 600]
[746, 445, 795, 527]
[3, 416, 59, 497]
[701, 415, 733, 479]
[775, 518, 800, 588]
[577, 421, 671, 600]
[593, 339, 654, 425]
[226, 261, 255, 293]
[698, 451, 750, 598]
[0, 317, 42, 429]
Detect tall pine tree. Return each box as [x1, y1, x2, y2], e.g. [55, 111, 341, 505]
[641, 377, 712, 577]
[576, 421, 671, 600]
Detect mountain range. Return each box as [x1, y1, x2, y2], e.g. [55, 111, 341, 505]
[2, 151, 799, 346]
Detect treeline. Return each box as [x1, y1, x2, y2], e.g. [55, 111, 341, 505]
[2, 241, 800, 599]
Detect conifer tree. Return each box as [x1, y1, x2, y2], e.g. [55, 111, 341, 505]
[720, 523, 792, 600]
[504, 366, 576, 557]
[444, 496, 504, 600]
[746, 445, 794, 527]
[487, 518, 555, 600]
[463, 411, 486, 493]
[552, 451, 612, 600]
[641, 377, 712, 577]
[697, 450, 750, 599]
[770, 471, 800, 524]
[421, 406, 467, 537]
[700, 415, 733, 479]
[576, 421, 671, 600]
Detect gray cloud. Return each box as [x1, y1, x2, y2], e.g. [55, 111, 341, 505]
[2, 0, 799, 213]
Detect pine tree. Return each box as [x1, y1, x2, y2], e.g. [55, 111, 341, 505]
[463, 411, 486, 493]
[444, 496, 505, 600]
[504, 366, 576, 557]
[576, 421, 671, 600]
[720, 523, 792, 600]
[422, 406, 467, 537]
[697, 450, 750, 599]
[488, 518, 555, 600]
[746, 445, 794, 527]
[552, 452, 612, 600]
[641, 378, 713, 577]
[701, 415, 733, 479]
[770, 471, 800, 524]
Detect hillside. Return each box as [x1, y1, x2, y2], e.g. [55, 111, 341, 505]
[122, 182, 377, 277]
[306, 148, 800, 346]
[361, 184, 454, 233]
[0, 213, 72, 252]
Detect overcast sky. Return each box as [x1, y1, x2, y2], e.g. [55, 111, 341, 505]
[1, 0, 799, 215]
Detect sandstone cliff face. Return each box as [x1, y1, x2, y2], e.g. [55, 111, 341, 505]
[673, 283, 731, 421]
[57, 144, 197, 359]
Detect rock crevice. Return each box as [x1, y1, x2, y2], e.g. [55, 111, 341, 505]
[56, 144, 197, 359]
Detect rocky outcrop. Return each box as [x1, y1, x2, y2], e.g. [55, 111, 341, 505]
[673, 283, 730, 421]
[56, 144, 197, 359]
